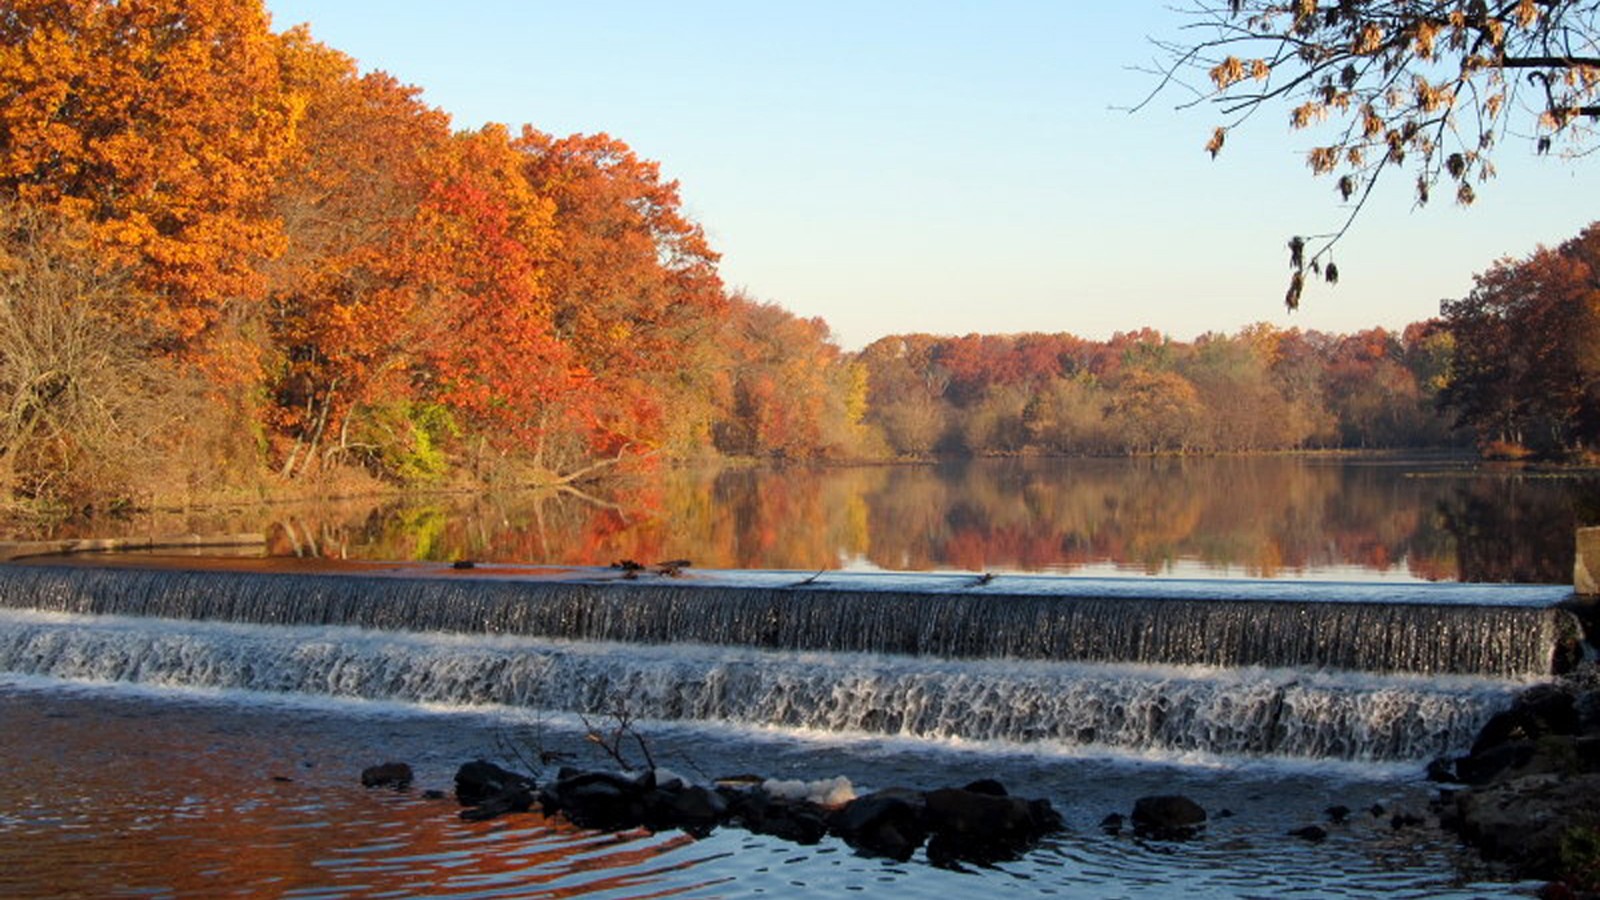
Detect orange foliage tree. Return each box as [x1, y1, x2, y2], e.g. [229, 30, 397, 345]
[265, 30, 457, 478]
[0, 0, 292, 364]
[516, 130, 727, 460]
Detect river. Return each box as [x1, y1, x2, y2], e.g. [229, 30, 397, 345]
[0, 456, 1587, 897]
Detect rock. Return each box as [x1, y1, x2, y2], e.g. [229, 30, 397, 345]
[454, 760, 534, 806]
[1100, 813, 1124, 835]
[641, 782, 728, 838]
[1389, 811, 1425, 830]
[540, 770, 647, 831]
[1455, 741, 1537, 785]
[1426, 757, 1457, 782]
[722, 787, 830, 845]
[1441, 772, 1600, 879]
[1131, 794, 1207, 840]
[1472, 685, 1579, 756]
[360, 762, 413, 789]
[1289, 825, 1327, 842]
[920, 786, 1062, 867]
[453, 760, 535, 822]
[1325, 805, 1351, 824]
[828, 790, 928, 861]
[962, 778, 1008, 797]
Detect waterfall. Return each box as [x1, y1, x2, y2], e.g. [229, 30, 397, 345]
[0, 564, 1575, 676]
[0, 562, 1576, 764]
[0, 608, 1521, 763]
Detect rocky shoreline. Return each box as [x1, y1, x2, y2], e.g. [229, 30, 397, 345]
[1429, 663, 1600, 895]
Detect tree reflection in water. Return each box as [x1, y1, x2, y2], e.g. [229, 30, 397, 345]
[61, 458, 1600, 583]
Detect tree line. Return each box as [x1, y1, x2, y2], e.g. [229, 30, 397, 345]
[0, 1, 1594, 514]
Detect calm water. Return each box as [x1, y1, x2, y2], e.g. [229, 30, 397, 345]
[69, 456, 1600, 583]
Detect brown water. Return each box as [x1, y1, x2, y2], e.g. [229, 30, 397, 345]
[47, 456, 1599, 583]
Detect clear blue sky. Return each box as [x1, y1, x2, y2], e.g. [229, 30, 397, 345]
[264, 1, 1600, 349]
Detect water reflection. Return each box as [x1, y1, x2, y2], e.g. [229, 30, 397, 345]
[47, 458, 1600, 582]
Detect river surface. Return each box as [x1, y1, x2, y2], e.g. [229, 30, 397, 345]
[0, 456, 1585, 897]
[38, 456, 1600, 583]
[0, 676, 1532, 899]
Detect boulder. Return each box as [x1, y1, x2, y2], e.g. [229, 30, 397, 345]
[828, 790, 928, 861]
[641, 782, 728, 838]
[1440, 772, 1600, 879]
[1130, 794, 1207, 840]
[722, 787, 830, 845]
[360, 762, 413, 790]
[454, 760, 535, 822]
[921, 786, 1063, 867]
[454, 760, 533, 806]
[540, 770, 647, 831]
[1472, 684, 1579, 755]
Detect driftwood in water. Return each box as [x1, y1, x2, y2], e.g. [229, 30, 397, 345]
[0, 533, 265, 561]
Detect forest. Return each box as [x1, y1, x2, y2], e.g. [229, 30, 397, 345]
[1, 0, 1597, 515]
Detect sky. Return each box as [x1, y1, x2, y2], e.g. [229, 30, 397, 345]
[262, 2, 1600, 349]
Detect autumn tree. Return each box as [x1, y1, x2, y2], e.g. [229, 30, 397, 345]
[714, 296, 872, 459]
[0, 0, 292, 361]
[411, 125, 574, 478]
[1150, 1, 1600, 306]
[516, 129, 727, 460]
[857, 334, 954, 456]
[265, 29, 458, 480]
[0, 201, 168, 506]
[1441, 220, 1600, 456]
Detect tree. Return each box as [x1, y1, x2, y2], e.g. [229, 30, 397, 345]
[1149, 1, 1600, 306]
[515, 129, 727, 458]
[0, 200, 168, 506]
[1440, 221, 1600, 456]
[0, 0, 293, 358]
[265, 29, 457, 479]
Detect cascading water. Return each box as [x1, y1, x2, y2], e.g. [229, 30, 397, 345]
[0, 561, 1577, 765]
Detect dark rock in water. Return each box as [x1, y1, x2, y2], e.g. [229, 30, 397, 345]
[1100, 813, 1124, 835]
[454, 760, 534, 806]
[921, 786, 1063, 868]
[721, 787, 830, 845]
[641, 782, 728, 838]
[1455, 740, 1538, 786]
[421, 789, 446, 801]
[1441, 772, 1600, 880]
[828, 790, 928, 861]
[962, 778, 1008, 797]
[541, 770, 647, 831]
[1289, 825, 1328, 842]
[1325, 805, 1351, 824]
[461, 788, 535, 822]
[450, 559, 476, 570]
[1437, 666, 1600, 885]
[1131, 794, 1207, 840]
[454, 760, 535, 822]
[1472, 684, 1578, 755]
[1426, 757, 1457, 783]
[360, 762, 413, 790]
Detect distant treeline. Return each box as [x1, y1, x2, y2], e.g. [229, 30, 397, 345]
[1, 1, 1595, 514]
